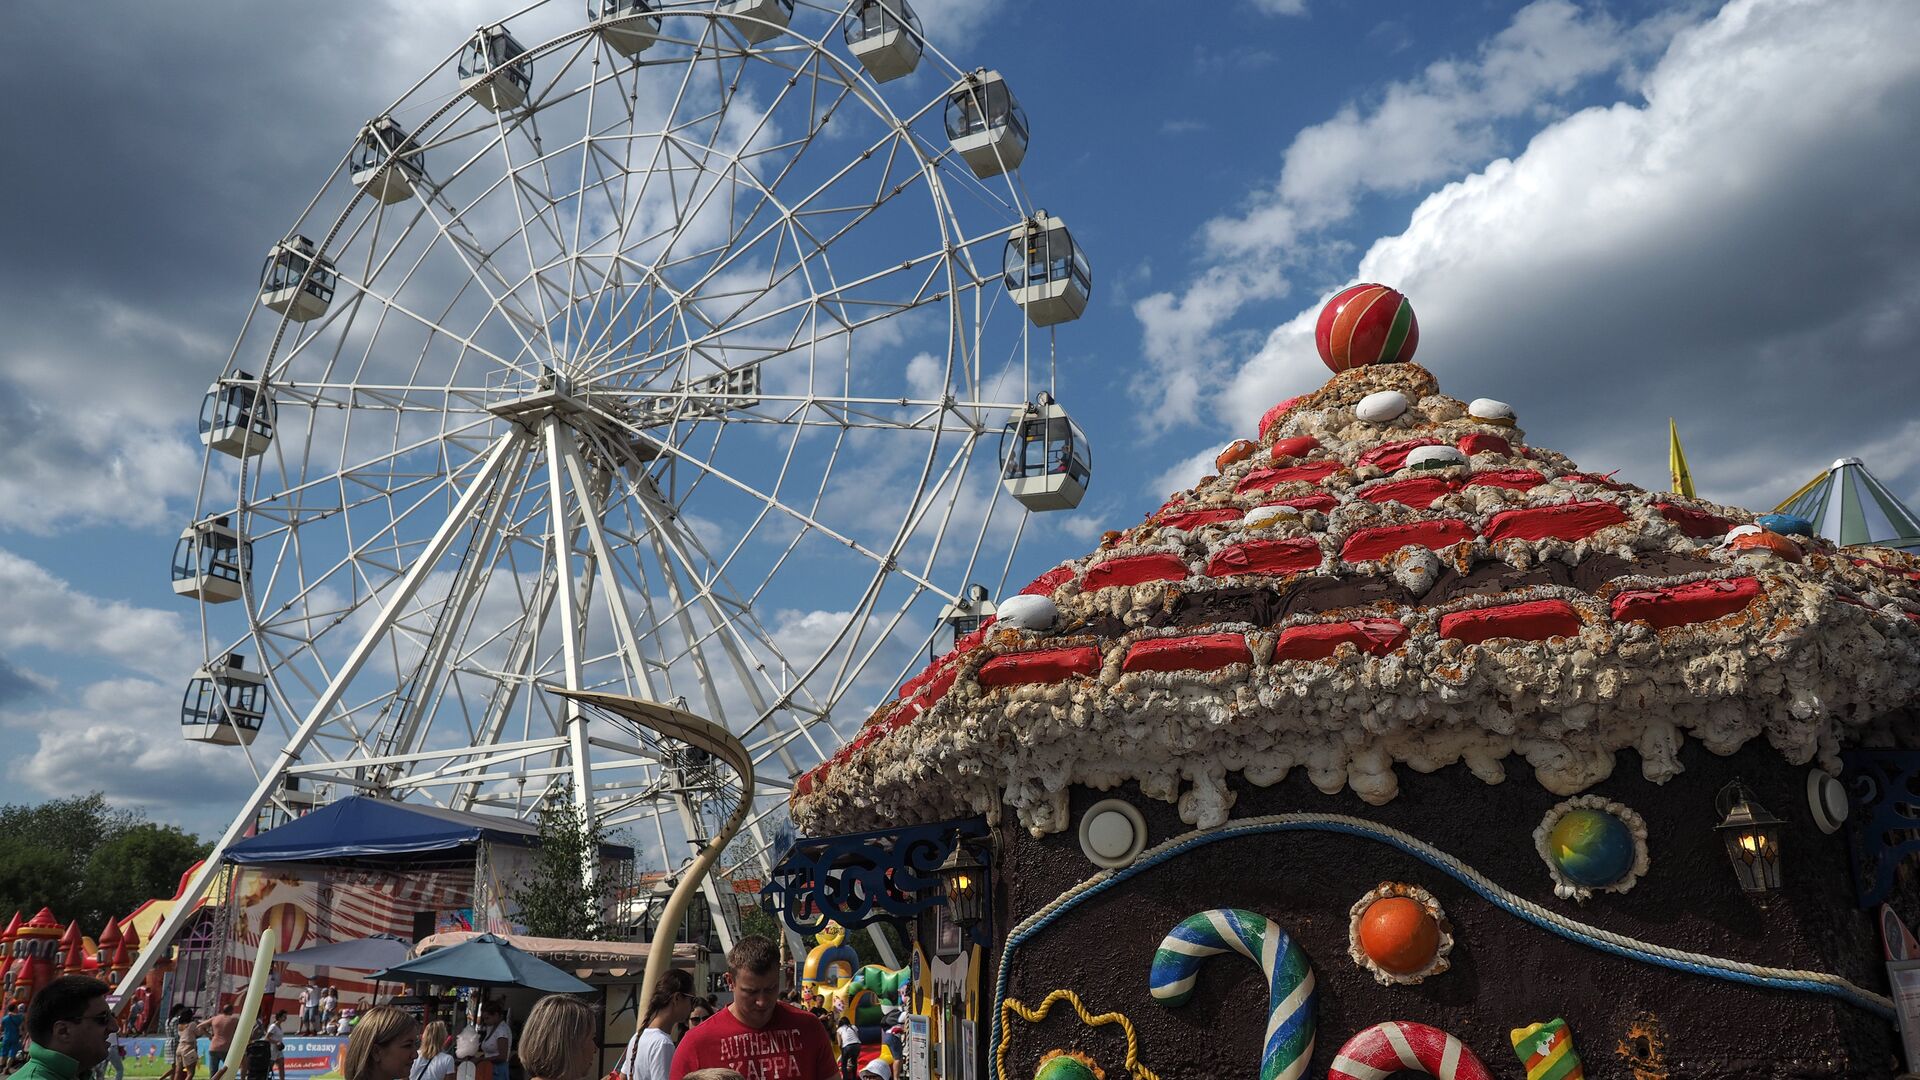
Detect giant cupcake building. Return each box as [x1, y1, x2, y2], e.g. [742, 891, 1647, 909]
[790, 285, 1920, 1080]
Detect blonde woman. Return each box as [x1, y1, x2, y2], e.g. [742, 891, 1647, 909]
[517, 997, 598, 1080]
[342, 1007, 419, 1080]
[409, 1022, 455, 1080]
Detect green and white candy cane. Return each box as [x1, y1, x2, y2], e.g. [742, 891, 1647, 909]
[1149, 908, 1317, 1080]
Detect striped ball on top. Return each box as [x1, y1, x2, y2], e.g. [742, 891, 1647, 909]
[1315, 283, 1419, 372]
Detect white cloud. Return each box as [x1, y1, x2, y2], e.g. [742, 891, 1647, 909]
[0, 551, 241, 830]
[1148, 442, 1230, 500]
[914, 0, 1011, 48]
[1222, 0, 1920, 509]
[1131, 0, 1661, 430]
[1, 678, 251, 829]
[0, 549, 197, 680]
[1247, 0, 1636, 238]
[1131, 265, 1289, 427]
[1247, 0, 1309, 16]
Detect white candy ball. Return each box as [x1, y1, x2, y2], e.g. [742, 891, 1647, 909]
[994, 593, 1058, 632]
[1405, 445, 1468, 470]
[1355, 390, 1410, 423]
[1243, 505, 1298, 529]
[1467, 397, 1516, 424]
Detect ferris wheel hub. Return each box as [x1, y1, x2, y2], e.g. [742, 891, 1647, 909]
[484, 370, 593, 423]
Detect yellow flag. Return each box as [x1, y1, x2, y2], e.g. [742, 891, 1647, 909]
[1669, 418, 1696, 498]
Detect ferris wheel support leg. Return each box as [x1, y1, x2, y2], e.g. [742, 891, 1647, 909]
[541, 417, 598, 844]
[569, 444, 743, 949]
[387, 444, 524, 764]
[112, 432, 523, 1010]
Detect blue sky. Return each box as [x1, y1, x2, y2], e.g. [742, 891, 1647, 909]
[3, 0, 1918, 840]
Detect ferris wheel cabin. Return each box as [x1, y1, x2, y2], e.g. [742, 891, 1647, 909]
[459, 25, 531, 111]
[934, 584, 997, 658]
[171, 516, 251, 604]
[845, 0, 921, 83]
[259, 235, 336, 323]
[722, 0, 792, 43]
[1004, 213, 1090, 326]
[180, 653, 266, 746]
[1001, 394, 1091, 511]
[946, 70, 1027, 178]
[200, 371, 275, 459]
[591, 0, 661, 57]
[351, 116, 425, 205]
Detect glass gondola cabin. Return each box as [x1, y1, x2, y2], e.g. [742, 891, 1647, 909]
[201, 371, 274, 459]
[946, 70, 1027, 178]
[259, 235, 336, 323]
[844, 0, 921, 83]
[459, 25, 531, 111]
[351, 116, 424, 205]
[591, 0, 661, 57]
[181, 654, 266, 746]
[1004, 213, 1089, 326]
[933, 584, 997, 659]
[1001, 394, 1090, 511]
[721, 0, 792, 43]
[172, 516, 251, 604]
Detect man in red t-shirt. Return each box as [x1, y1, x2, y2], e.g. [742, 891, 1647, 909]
[670, 937, 837, 1080]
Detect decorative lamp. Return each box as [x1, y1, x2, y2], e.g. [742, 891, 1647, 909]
[1717, 780, 1784, 893]
[937, 841, 987, 930]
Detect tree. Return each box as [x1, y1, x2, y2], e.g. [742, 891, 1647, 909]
[511, 799, 609, 940]
[82, 824, 207, 926]
[0, 794, 205, 927]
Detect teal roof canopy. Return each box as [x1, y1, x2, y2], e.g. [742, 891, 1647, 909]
[1777, 458, 1920, 552]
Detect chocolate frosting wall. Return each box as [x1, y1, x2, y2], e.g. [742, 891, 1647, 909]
[994, 741, 1903, 1079]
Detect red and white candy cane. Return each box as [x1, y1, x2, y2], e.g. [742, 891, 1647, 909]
[1328, 1022, 1493, 1080]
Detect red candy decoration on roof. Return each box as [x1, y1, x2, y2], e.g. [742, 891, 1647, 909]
[1258, 396, 1305, 441]
[1316, 283, 1420, 373]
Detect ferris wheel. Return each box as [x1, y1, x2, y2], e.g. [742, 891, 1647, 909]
[139, 0, 1096, 984]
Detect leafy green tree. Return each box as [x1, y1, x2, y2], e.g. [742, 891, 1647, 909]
[738, 905, 782, 946]
[0, 793, 206, 928]
[512, 799, 609, 940]
[82, 824, 207, 926]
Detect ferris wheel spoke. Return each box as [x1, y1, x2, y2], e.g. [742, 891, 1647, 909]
[621, 478, 840, 768]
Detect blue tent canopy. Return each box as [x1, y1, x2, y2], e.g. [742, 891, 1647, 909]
[226, 795, 633, 865]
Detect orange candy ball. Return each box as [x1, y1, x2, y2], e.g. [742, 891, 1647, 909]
[1356, 896, 1441, 974]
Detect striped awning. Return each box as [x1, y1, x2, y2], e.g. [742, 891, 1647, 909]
[1776, 458, 1920, 552]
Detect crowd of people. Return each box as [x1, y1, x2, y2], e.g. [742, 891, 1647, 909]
[0, 933, 873, 1080]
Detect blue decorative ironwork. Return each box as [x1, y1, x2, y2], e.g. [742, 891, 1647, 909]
[1841, 749, 1920, 907]
[760, 816, 992, 937]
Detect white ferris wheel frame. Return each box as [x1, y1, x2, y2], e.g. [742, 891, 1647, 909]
[127, 0, 1077, 1002]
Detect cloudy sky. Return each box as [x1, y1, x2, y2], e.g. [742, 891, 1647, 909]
[3, 0, 1917, 839]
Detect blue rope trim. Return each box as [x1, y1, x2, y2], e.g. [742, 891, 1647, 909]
[989, 816, 1893, 1080]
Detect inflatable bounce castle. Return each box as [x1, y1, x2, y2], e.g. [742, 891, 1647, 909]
[788, 286, 1920, 1079]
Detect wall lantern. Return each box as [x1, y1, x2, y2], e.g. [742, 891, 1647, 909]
[937, 841, 987, 930]
[1716, 779, 1784, 893]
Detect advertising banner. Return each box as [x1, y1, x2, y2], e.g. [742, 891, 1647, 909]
[120, 1037, 346, 1080]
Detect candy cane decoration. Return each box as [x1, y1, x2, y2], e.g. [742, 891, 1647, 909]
[1328, 1022, 1493, 1080]
[1148, 909, 1316, 1080]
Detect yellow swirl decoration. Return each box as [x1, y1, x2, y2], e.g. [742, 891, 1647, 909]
[998, 989, 1164, 1080]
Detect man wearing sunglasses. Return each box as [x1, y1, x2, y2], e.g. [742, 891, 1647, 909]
[14, 976, 113, 1080]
